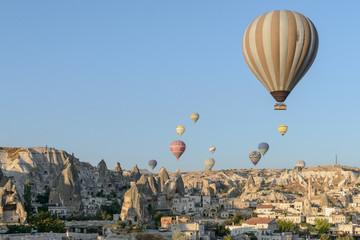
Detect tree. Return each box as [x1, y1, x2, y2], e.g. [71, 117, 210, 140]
[336, 235, 354, 240]
[153, 211, 164, 228]
[28, 211, 65, 233]
[277, 219, 295, 232]
[24, 179, 32, 216]
[172, 230, 189, 240]
[222, 214, 245, 226]
[100, 210, 112, 220]
[6, 225, 32, 234]
[315, 219, 331, 234]
[320, 233, 330, 240]
[215, 225, 230, 237]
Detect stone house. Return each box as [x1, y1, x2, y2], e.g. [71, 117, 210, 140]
[172, 222, 206, 240]
[277, 215, 305, 224]
[242, 217, 279, 233]
[306, 216, 331, 225]
[256, 205, 274, 215]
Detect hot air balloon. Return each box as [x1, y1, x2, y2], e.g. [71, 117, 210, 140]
[204, 167, 210, 172]
[296, 161, 306, 168]
[148, 160, 157, 170]
[170, 140, 186, 160]
[249, 151, 261, 166]
[278, 125, 288, 136]
[242, 10, 319, 110]
[258, 142, 269, 156]
[205, 158, 215, 171]
[209, 146, 216, 154]
[190, 113, 199, 124]
[176, 126, 185, 137]
[176, 169, 180, 173]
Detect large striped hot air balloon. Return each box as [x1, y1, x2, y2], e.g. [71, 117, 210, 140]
[170, 140, 186, 160]
[242, 10, 319, 109]
[249, 151, 262, 166]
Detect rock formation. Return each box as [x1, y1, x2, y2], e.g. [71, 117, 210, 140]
[114, 162, 123, 174]
[0, 168, 26, 223]
[49, 158, 82, 215]
[120, 182, 150, 225]
[130, 165, 141, 181]
[158, 167, 169, 192]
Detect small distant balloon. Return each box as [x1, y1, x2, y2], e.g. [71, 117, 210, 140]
[258, 142, 269, 156]
[249, 151, 261, 166]
[176, 126, 185, 137]
[278, 125, 288, 136]
[190, 113, 199, 124]
[205, 158, 215, 171]
[209, 146, 216, 154]
[296, 161, 306, 168]
[148, 160, 157, 170]
[170, 140, 186, 160]
[176, 169, 180, 173]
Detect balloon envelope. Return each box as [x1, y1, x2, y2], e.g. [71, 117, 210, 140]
[148, 160, 157, 170]
[278, 125, 288, 136]
[242, 10, 319, 103]
[258, 142, 269, 155]
[176, 169, 180, 173]
[296, 161, 306, 168]
[205, 158, 215, 170]
[190, 113, 199, 124]
[209, 146, 216, 154]
[176, 126, 185, 137]
[170, 140, 186, 160]
[249, 151, 262, 166]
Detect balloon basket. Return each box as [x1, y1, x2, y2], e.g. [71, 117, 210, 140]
[274, 103, 286, 110]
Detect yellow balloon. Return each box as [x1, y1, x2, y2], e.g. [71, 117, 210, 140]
[176, 169, 180, 173]
[190, 113, 199, 124]
[278, 125, 288, 136]
[176, 125, 185, 137]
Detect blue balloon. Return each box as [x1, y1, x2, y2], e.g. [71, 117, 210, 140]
[258, 142, 269, 156]
[148, 160, 157, 170]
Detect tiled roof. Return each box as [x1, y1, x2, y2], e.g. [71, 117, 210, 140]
[256, 204, 273, 209]
[243, 217, 276, 225]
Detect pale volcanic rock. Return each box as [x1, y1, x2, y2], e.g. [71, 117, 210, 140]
[114, 162, 123, 174]
[0, 147, 130, 217]
[148, 175, 159, 195]
[0, 170, 27, 224]
[49, 158, 82, 215]
[227, 187, 240, 198]
[158, 167, 170, 191]
[120, 182, 150, 225]
[136, 175, 153, 196]
[130, 165, 141, 181]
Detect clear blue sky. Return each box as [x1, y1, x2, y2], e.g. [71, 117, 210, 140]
[1, 1, 359, 172]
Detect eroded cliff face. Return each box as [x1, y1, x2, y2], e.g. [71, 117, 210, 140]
[0, 168, 26, 223]
[49, 158, 82, 215]
[0, 147, 132, 217]
[120, 182, 150, 225]
[171, 166, 360, 203]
